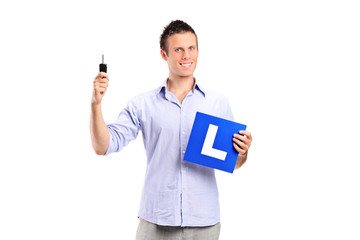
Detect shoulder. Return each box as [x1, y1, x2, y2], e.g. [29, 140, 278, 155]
[199, 86, 233, 120]
[201, 87, 230, 104]
[127, 86, 162, 107]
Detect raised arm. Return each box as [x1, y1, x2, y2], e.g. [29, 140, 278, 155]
[90, 72, 110, 155]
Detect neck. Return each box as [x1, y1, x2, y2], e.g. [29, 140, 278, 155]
[166, 75, 195, 104]
[167, 75, 195, 93]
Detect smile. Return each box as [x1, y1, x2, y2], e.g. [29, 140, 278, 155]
[180, 62, 192, 69]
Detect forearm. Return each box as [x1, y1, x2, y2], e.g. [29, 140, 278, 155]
[90, 103, 109, 155]
[234, 153, 247, 170]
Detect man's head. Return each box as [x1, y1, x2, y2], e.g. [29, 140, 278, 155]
[160, 20, 198, 55]
[160, 20, 199, 80]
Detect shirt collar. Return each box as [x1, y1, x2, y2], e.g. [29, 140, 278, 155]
[157, 78, 206, 98]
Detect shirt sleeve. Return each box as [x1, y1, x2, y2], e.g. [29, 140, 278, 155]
[105, 99, 140, 155]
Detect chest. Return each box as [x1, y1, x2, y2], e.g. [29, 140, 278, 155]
[140, 95, 221, 140]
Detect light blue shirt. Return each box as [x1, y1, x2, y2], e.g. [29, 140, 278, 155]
[105, 80, 234, 227]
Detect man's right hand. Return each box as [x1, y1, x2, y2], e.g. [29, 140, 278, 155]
[92, 72, 109, 105]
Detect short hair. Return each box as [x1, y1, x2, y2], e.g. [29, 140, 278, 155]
[160, 20, 198, 55]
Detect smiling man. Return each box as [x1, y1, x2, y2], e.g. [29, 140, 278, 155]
[90, 20, 252, 240]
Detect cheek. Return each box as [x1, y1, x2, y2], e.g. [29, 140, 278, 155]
[168, 60, 180, 71]
[170, 58, 179, 66]
[191, 53, 198, 60]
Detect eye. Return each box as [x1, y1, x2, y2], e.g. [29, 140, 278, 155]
[189, 47, 194, 50]
[175, 48, 182, 52]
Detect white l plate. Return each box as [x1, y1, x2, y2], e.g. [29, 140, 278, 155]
[201, 124, 227, 160]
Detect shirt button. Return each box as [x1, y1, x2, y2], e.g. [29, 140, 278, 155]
[182, 131, 185, 135]
[182, 150, 185, 154]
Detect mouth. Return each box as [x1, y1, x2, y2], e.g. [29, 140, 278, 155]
[179, 62, 193, 69]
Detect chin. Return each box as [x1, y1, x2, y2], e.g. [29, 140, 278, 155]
[180, 73, 195, 78]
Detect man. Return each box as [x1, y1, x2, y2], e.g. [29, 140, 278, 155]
[90, 20, 252, 240]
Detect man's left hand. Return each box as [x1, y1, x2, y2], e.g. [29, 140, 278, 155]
[233, 130, 252, 169]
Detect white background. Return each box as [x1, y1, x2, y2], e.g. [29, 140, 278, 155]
[1, 0, 359, 239]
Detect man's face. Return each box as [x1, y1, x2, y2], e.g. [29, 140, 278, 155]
[161, 32, 198, 80]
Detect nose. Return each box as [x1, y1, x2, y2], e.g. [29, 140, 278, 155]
[182, 50, 190, 59]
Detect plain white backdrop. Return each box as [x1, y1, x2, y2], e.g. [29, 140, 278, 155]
[1, 0, 359, 239]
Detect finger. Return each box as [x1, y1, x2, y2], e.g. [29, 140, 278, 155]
[95, 73, 109, 83]
[238, 131, 252, 147]
[94, 84, 107, 91]
[94, 79, 109, 88]
[233, 142, 246, 155]
[95, 77, 109, 84]
[233, 134, 250, 145]
[100, 78, 108, 84]
[233, 137, 249, 152]
[96, 82, 109, 88]
[98, 72, 108, 79]
[97, 87, 107, 94]
[240, 130, 252, 141]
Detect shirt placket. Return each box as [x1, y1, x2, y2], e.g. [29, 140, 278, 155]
[179, 91, 193, 226]
[165, 89, 189, 226]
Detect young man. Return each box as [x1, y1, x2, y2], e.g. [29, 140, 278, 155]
[90, 20, 252, 240]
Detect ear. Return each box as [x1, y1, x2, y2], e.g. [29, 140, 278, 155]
[160, 49, 168, 61]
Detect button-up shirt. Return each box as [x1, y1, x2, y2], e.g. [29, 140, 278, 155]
[105, 80, 233, 227]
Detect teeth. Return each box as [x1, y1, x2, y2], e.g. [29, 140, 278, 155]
[181, 63, 191, 67]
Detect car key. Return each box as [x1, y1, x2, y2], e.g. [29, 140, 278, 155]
[99, 54, 107, 73]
